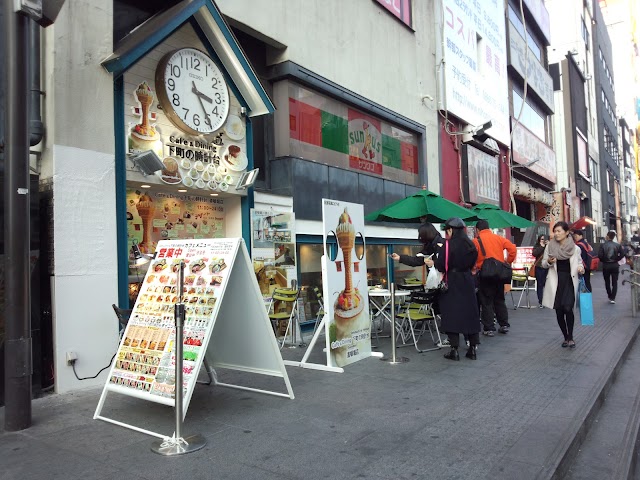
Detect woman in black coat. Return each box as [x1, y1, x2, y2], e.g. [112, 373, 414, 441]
[390, 222, 444, 267]
[428, 217, 481, 361]
[532, 234, 549, 308]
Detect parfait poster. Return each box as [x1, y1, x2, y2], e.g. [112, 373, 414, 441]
[322, 200, 371, 367]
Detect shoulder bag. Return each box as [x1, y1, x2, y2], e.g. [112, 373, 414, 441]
[477, 236, 513, 284]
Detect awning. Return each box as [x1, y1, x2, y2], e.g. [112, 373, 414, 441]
[100, 0, 275, 117]
[570, 216, 597, 230]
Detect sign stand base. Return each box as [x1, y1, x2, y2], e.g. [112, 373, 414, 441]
[151, 433, 207, 456]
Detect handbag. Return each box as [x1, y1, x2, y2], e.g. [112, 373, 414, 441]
[477, 236, 513, 284]
[579, 277, 594, 326]
[528, 262, 536, 278]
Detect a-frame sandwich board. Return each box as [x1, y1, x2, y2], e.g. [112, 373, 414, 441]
[94, 238, 293, 440]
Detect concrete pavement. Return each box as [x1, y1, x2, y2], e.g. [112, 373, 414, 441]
[1, 272, 639, 480]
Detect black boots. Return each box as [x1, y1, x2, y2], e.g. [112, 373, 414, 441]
[444, 347, 459, 361]
[465, 346, 477, 360]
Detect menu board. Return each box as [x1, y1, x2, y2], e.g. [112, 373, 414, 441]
[250, 210, 297, 298]
[514, 247, 535, 268]
[126, 189, 225, 255]
[95, 238, 294, 437]
[107, 238, 237, 404]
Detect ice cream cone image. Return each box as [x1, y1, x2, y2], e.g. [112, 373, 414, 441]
[129, 82, 160, 155]
[136, 82, 154, 134]
[333, 208, 364, 332]
[136, 193, 155, 252]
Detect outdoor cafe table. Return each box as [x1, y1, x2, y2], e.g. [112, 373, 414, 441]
[368, 288, 411, 338]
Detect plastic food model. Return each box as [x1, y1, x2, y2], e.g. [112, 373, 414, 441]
[136, 193, 155, 252]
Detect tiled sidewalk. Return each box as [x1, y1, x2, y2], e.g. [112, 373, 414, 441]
[1, 273, 638, 480]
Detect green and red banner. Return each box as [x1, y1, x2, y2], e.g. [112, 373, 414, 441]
[288, 97, 418, 180]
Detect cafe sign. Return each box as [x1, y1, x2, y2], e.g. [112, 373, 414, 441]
[511, 120, 556, 184]
[348, 111, 382, 175]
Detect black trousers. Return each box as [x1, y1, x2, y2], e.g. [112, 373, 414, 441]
[582, 270, 592, 293]
[447, 332, 479, 347]
[535, 267, 548, 304]
[602, 264, 620, 300]
[478, 281, 509, 331]
[555, 308, 574, 341]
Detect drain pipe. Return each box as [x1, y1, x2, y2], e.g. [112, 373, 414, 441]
[29, 18, 43, 147]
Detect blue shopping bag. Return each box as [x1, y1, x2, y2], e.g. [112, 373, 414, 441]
[579, 277, 594, 326]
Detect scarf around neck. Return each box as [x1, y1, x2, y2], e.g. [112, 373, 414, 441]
[547, 235, 576, 261]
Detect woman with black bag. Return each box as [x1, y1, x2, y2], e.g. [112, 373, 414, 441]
[425, 217, 481, 361]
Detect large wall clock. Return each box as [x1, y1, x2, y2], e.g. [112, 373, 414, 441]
[155, 48, 230, 136]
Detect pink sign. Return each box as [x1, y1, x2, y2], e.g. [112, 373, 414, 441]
[374, 0, 412, 27]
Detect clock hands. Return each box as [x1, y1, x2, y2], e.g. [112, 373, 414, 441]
[192, 81, 213, 103]
[192, 81, 213, 128]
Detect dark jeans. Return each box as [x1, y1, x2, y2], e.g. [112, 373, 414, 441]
[478, 281, 509, 331]
[602, 263, 620, 300]
[582, 270, 592, 293]
[447, 332, 479, 347]
[555, 308, 574, 341]
[535, 267, 548, 304]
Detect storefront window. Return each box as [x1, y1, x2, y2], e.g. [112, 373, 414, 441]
[392, 245, 423, 285]
[297, 242, 421, 322]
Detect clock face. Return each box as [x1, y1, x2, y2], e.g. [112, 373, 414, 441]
[155, 48, 230, 135]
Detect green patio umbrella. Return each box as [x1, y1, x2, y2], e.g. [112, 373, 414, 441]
[365, 189, 478, 224]
[470, 203, 536, 229]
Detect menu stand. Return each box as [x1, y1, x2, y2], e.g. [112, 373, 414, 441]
[381, 282, 409, 364]
[151, 261, 206, 456]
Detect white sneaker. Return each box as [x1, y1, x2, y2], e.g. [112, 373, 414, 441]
[610, 299, 616, 304]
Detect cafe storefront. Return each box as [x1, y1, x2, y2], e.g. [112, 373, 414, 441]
[250, 77, 430, 323]
[102, 2, 275, 308]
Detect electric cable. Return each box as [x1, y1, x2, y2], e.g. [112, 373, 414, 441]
[71, 352, 116, 381]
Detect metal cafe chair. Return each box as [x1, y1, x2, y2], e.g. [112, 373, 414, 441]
[311, 286, 325, 337]
[508, 267, 536, 309]
[267, 287, 300, 349]
[395, 289, 443, 353]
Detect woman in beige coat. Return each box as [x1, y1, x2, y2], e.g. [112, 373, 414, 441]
[542, 221, 585, 348]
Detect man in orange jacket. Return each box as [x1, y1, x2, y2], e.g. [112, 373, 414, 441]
[473, 220, 517, 336]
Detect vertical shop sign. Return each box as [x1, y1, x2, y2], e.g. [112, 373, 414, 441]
[465, 145, 500, 206]
[321, 200, 371, 368]
[348, 110, 383, 175]
[250, 210, 297, 299]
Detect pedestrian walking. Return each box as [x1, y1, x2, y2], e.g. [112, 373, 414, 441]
[473, 219, 517, 336]
[532, 234, 549, 308]
[598, 230, 624, 304]
[572, 230, 593, 292]
[541, 221, 584, 348]
[427, 217, 480, 361]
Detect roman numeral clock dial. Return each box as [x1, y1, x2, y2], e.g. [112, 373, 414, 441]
[155, 48, 230, 135]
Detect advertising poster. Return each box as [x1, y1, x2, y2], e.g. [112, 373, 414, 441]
[126, 189, 225, 254]
[465, 145, 500, 206]
[107, 239, 236, 403]
[286, 82, 419, 186]
[250, 210, 297, 298]
[348, 110, 383, 175]
[322, 200, 371, 367]
[441, 0, 510, 145]
[514, 247, 535, 268]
